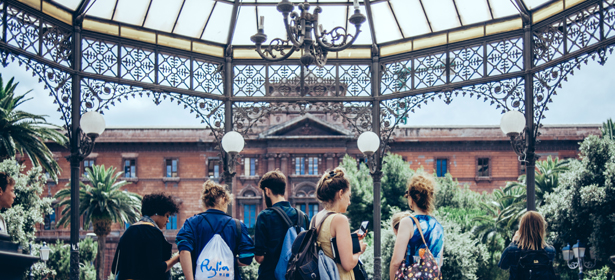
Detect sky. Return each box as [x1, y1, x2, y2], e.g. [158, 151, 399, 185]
[2, 57, 613, 128]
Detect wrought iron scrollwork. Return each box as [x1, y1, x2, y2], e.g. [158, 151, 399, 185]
[2, 53, 72, 128]
[232, 101, 371, 137]
[80, 79, 225, 141]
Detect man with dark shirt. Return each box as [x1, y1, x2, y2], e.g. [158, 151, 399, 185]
[254, 169, 309, 280]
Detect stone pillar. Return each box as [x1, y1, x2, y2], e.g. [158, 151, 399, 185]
[267, 153, 276, 172]
[326, 153, 334, 171]
[280, 153, 290, 195]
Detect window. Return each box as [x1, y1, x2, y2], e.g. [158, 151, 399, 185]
[436, 159, 447, 177]
[308, 157, 318, 175]
[308, 203, 319, 220]
[298, 204, 307, 214]
[44, 209, 55, 230]
[244, 158, 257, 177]
[295, 157, 305, 175]
[477, 158, 490, 177]
[243, 205, 257, 228]
[208, 158, 220, 179]
[165, 159, 178, 177]
[83, 159, 95, 176]
[166, 214, 177, 230]
[124, 159, 136, 178]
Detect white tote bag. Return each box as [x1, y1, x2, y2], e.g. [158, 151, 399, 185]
[195, 234, 235, 280]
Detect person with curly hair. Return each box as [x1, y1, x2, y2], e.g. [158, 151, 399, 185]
[112, 192, 181, 280]
[176, 180, 254, 280]
[389, 173, 444, 279]
[0, 172, 16, 234]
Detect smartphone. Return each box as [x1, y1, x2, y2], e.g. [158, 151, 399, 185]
[358, 221, 369, 236]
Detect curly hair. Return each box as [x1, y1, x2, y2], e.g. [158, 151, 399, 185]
[259, 169, 286, 196]
[141, 192, 180, 217]
[201, 180, 233, 209]
[405, 173, 436, 214]
[316, 167, 350, 206]
[0, 172, 15, 192]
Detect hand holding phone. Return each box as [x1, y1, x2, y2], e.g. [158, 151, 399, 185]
[357, 221, 369, 237]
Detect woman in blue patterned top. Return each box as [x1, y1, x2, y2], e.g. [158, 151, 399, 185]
[389, 173, 444, 279]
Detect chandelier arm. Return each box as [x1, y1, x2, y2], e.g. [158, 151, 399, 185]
[313, 12, 360, 52]
[255, 43, 298, 62]
[283, 13, 304, 47]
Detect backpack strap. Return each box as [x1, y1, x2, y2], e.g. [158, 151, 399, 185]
[409, 216, 429, 248]
[313, 211, 337, 233]
[270, 206, 293, 228]
[295, 210, 304, 233]
[234, 218, 242, 253]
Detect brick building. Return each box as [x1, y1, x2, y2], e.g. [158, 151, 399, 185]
[32, 113, 599, 278]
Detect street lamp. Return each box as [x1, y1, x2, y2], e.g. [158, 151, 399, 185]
[67, 111, 106, 280]
[499, 110, 538, 210]
[563, 240, 596, 280]
[221, 131, 245, 215]
[40, 242, 50, 263]
[357, 131, 383, 280]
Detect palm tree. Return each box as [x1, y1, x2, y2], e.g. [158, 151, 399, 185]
[55, 164, 142, 280]
[0, 75, 67, 180]
[512, 155, 570, 206]
[602, 118, 615, 140]
[471, 184, 526, 264]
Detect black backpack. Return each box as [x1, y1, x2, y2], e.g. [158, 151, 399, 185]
[286, 212, 336, 280]
[515, 250, 558, 280]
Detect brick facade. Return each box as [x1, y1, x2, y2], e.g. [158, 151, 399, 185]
[29, 116, 599, 278]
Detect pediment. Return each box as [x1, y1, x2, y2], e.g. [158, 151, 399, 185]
[260, 114, 352, 138]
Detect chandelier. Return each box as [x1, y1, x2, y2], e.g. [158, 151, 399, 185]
[250, 0, 366, 67]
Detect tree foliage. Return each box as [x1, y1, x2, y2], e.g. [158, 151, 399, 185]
[542, 135, 615, 270]
[54, 165, 142, 280]
[32, 238, 97, 280]
[0, 75, 67, 181]
[0, 158, 53, 249]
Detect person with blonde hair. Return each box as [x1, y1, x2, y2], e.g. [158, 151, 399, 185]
[499, 211, 557, 280]
[390, 211, 412, 236]
[389, 173, 444, 280]
[311, 167, 367, 280]
[176, 180, 254, 280]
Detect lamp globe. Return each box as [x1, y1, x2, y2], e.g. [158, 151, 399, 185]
[222, 131, 245, 155]
[357, 131, 380, 156]
[499, 110, 526, 137]
[80, 111, 106, 138]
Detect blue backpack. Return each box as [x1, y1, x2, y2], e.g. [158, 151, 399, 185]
[270, 207, 306, 280]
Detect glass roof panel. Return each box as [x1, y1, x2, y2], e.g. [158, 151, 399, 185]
[255, 5, 292, 46]
[143, 0, 183, 33]
[488, 0, 521, 18]
[349, 5, 372, 45]
[523, 0, 555, 9]
[371, 2, 403, 43]
[52, 0, 81, 10]
[456, 0, 493, 25]
[390, 0, 431, 38]
[422, 0, 461, 32]
[113, 0, 149, 26]
[201, 1, 234, 44]
[317, 5, 349, 40]
[86, 0, 117, 20]
[173, 0, 214, 38]
[232, 6, 257, 45]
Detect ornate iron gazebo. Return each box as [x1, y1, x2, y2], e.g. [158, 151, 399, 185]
[1, 0, 614, 279]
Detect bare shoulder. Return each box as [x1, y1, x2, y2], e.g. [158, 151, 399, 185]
[332, 213, 349, 224]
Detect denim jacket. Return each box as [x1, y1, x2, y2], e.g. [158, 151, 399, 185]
[498, 241, 556, 280]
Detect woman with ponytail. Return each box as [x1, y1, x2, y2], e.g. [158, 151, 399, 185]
[312, 167, 367, 280]
[389, 173, 444, 280]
